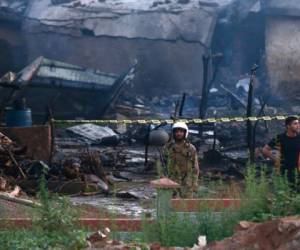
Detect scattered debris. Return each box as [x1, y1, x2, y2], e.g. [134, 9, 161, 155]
[87, 228, 110, 248]
[203, 217, 300, 250]
[0, 132, 12, 146]
[0, 192, 40, 207]
[0, 130, 112, 196]
[115, 191, 147, 200]
[8, 185, 21, 197]
[0, 57, 137, 120]
[0, 176, 7, 190]
[67, 124, 120, 146]
[192, 235, 207, 250]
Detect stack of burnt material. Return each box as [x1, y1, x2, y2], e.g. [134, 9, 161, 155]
[0, 131, 110, 196]
[0, 132, 31, 180]
[56, 149, 110, 195]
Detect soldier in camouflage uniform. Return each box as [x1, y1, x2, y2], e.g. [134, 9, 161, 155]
[163, 122, 200, 198]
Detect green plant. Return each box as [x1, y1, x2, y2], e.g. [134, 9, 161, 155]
[5, 164, 300, 249]
[0, 175, 88, 250]
[270, 170, 300, 216]
[238, 163, 271, 222]
[140, 212, 198, 247]
[139, 163, 300, 246]
[155, 159, 164, 177]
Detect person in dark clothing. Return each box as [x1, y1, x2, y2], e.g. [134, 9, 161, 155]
[262, 116, 300, 183]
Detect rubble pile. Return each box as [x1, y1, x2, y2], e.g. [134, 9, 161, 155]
[204, 217, 300, 250]
[83, 217, 300, 250]
[61, 149, 110, 193]
[85, 227, 191, 250]
[0, 131, 112, 196]
[0, 132, 32, 181]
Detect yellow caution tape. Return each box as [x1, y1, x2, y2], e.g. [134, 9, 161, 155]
[206, 118, 217, 123]
[165, 119, 174, 124]
[275, 116, 286, 120]
[248, 117, 258, 122]
[232, 117, 245, 122]
[219, 118, 231, 123]
[261, 116, 272, 121]
[53, 114, 299, 125]
[192, 119, 203, 124]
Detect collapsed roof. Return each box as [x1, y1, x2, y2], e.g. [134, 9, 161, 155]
[0, 0, 27, 21]
[23, 0, 238, 46]
[0, 57, 137, 119]
[0, 0, 263, 46]
[1, 56, 136, 91]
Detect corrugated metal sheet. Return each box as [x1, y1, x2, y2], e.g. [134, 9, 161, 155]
[0, 0, 27, 15]
[32, 58, 118, 90]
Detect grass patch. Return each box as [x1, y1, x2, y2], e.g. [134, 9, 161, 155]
[0, 175, 88, 250]
[137, 163, 300, 247]
[2, 164, 300, 248]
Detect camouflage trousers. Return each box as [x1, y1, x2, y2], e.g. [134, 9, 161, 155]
[172, 174, 198, 198]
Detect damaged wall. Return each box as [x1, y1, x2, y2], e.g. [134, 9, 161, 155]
[0, 0, 266, 98]
[263, 0, 300, 16]
[0, 22, 26, 75]
[20, 0, 224, 95]
[212, 0, 264, 88]
[22, 31, 205, 94]
[0, 0, 28, 75]
[264, 0, 300, 100]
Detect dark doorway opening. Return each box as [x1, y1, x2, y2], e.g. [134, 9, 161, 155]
[0, 39, 14, 76]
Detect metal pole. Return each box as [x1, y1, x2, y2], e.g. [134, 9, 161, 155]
[247, 64, 258, 163]
[199, 54, 210, 135]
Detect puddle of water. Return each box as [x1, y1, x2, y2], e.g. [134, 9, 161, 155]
[70, 181, 156, 218]
[70, 195, 155, 218]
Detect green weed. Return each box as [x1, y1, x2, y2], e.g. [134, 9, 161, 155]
[138, 163, 300, 246]
[0, 175, 88, 250]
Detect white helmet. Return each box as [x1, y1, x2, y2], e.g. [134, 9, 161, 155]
[172, 122, 189, 138]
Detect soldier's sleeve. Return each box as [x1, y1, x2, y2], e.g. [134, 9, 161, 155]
[161, 144, 170, 166]
[194, 153, 200, 176]
[190, 144, 200, 175]
[162, 144, 169, 159]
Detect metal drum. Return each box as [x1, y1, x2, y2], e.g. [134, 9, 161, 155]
[5, 107, 32, 127]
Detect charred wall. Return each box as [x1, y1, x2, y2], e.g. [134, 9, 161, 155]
[0, 21, 26, 75]
[264, 0, 300, 100]
[22, 25, 205, 96]
[20, 0, 219, 96]
[265, 17, 300, 100]
[212, 5, 265, 88]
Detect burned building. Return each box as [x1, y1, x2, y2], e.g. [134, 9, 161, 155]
[0, 0, 236, 96]
[0, 56, 137, 120]
[0, 0, 297, 117]
[0, 0, 27, 76]
[263, 0, 300, 100]
[212, 0, 264, 88]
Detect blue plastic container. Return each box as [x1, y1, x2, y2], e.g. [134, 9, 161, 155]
[5, 107, 32, 127]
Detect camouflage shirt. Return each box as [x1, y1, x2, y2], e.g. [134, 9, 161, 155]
[163, 141, 199, 182]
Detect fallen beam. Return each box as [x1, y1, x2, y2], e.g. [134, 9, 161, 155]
[0, 194, 40, 207]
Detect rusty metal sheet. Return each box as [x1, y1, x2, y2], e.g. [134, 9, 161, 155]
[0, 125, 51, 163]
